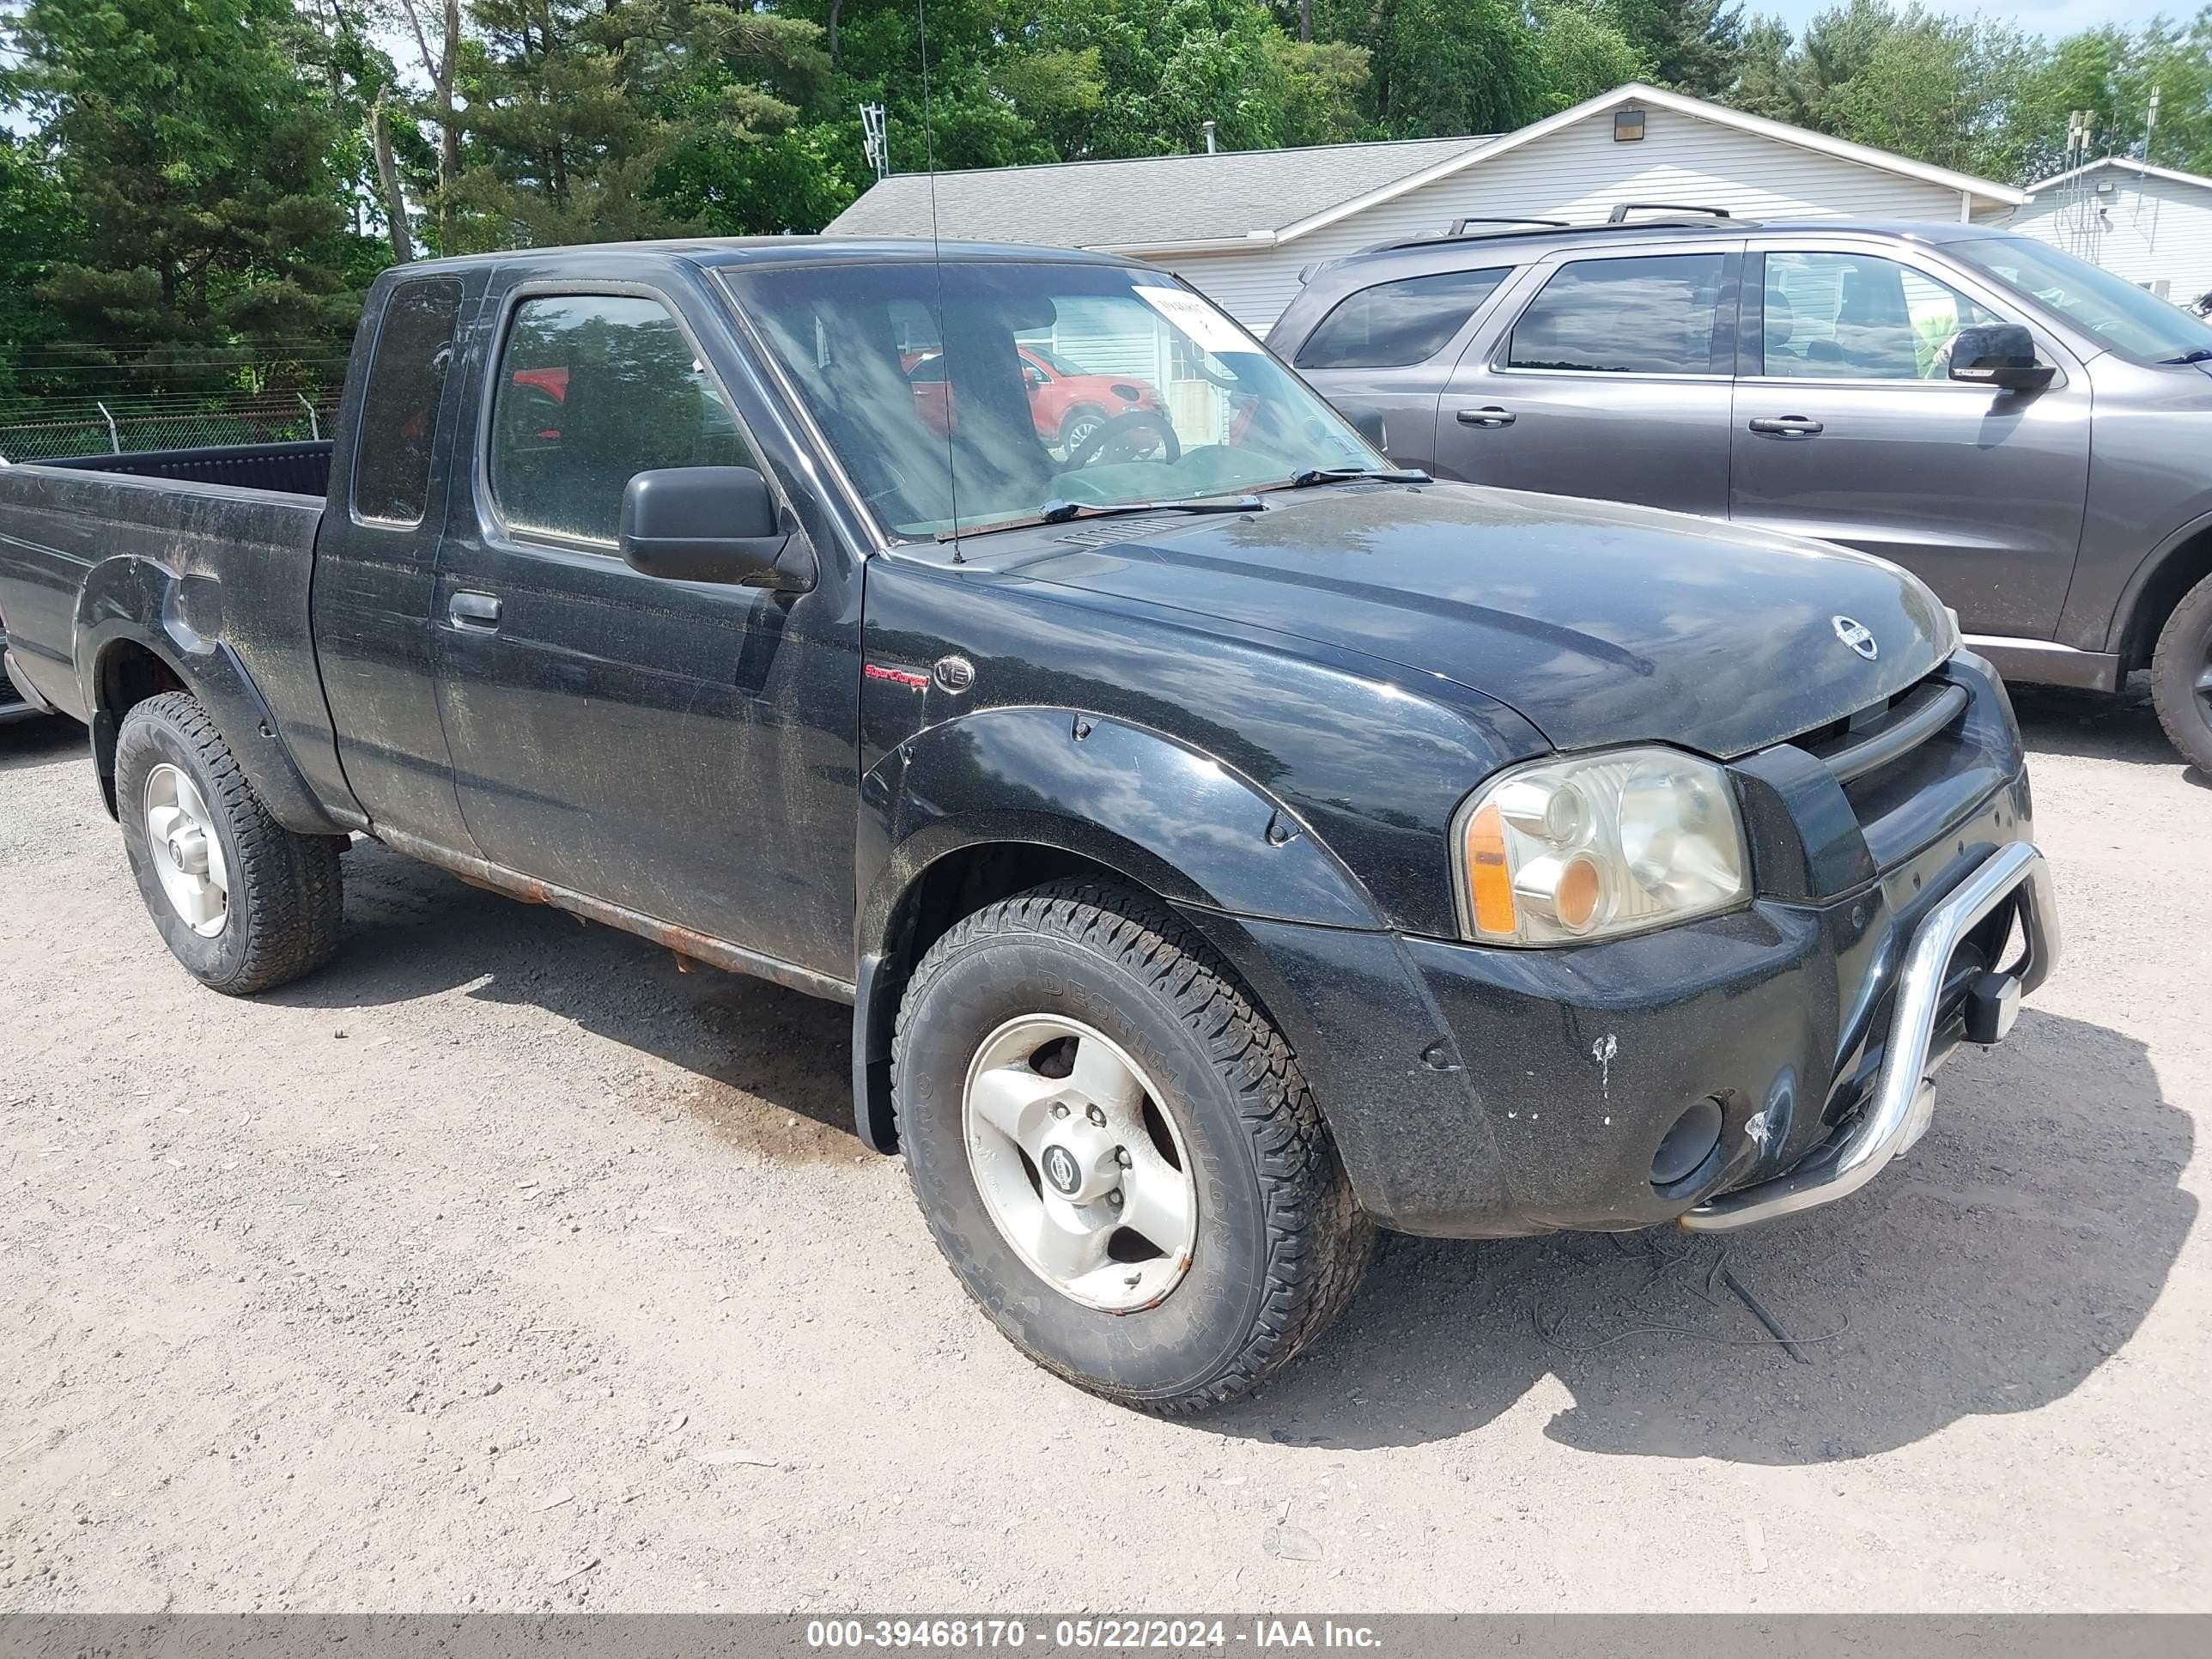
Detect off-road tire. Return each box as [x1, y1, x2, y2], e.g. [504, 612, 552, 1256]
[114, 691, 346, 995]
[2150, 570, 2212, 775]
[892, 878, 1374, 1414]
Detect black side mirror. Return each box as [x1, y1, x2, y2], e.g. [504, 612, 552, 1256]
[618, 466, 808, 588]
[1949, 324, 2056, 392]
[1337, 401, 1390, 453]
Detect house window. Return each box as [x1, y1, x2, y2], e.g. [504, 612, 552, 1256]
[1613, 110, 1646, 143]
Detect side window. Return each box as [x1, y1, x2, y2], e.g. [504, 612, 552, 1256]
[1295, 266, 1510, 369]
[1762, 252, 2006, 381]
[353, 278, 464, 526]
[489, 293, 750, 548]
[1505, 253, 1729, 375]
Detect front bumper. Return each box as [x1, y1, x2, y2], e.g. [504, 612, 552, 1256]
[1185, 656, 2057, 1238]
[1680, 836, 2056, 1230]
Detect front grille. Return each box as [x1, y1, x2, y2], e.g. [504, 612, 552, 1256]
[1808, 679, 1970, 785]
[1797, 668, 1985, 868]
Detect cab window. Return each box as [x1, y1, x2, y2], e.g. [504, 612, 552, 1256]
[488, 293, 750, 548]
[353, 278, 464, 526]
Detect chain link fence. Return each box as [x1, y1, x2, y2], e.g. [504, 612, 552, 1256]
[0, 394, 339, 464]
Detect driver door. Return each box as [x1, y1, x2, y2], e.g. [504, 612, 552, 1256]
[431, 275, 860, 979]
[1729, 243, 2091, 637]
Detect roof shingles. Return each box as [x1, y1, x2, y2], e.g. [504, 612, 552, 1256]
[823, 137, 1492, 248]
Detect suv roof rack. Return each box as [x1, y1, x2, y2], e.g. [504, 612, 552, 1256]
[1606, 202, 1732, 223]
[1304, 206, 1745, 282]
[1449, 216, 1571, 235]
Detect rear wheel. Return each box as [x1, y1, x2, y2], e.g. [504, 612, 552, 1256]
[115, 692, 346, 994]
[892, 878, 1373, 1414]
[2150, 570, 2212, 775]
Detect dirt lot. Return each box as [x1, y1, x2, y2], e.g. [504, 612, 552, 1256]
[2, 685, 2206, 1614]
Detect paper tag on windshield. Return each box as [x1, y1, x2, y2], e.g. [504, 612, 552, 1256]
[1133, 284, 1254, 355]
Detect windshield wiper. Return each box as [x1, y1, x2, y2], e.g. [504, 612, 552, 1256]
[1270, 466, 1431, 490]
[2162, 348, 2212, 364]
[937, 495, 1264, 542]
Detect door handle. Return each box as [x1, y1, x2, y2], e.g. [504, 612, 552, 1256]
[449, 591, 503, 629]
[1747, 415, 1825, 437]
[1455, 406, 1516, 428]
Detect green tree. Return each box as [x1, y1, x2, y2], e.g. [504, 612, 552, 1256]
[1269, 34, 1374, 143]
[0, 132, 78, 413]
[451, 0, 830, 247]
[1533, 1, 1652, 113]
[1818, 8, 2037, 181]
[1316, 0, 1547, 137]
[1617, 0, 1744, 99]
[1732, 15, 1799, 122]
[1024, 0, 1310, 155]
[7, 0, 362, 391]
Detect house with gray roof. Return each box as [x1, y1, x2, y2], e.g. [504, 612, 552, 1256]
[826, 82, 2028, 331]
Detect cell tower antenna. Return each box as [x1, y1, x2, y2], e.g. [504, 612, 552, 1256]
[860, 102, 890, 181]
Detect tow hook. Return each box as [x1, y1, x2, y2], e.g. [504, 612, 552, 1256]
[1965, 969, 2022, 1045]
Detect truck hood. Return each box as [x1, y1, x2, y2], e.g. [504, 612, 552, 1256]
[993, 482, 1954, 757]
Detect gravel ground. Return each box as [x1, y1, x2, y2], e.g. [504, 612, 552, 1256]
[1, 684, 2205, 1614]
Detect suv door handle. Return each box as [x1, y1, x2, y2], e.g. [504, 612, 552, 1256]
[1747, 415, 1825, 437]
[1455, 406, 1516, 428]
[449, 591, 503, 630]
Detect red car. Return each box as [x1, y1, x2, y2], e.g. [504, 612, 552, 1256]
[905, 347, 1166, 454]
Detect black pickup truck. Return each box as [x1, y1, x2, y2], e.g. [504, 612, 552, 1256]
[0, 239, 2057, 1413]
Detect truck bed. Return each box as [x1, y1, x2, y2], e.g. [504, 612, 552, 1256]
[38, 439, 333, 499]
[0, 443, 329, 725]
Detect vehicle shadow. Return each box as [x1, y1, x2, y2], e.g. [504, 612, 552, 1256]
[0, 714, 82, 774]
[274, 841, 2194, 1466]
[1203, 1006, 2193, 1459]
[2012, 676, 2207, 785]
[260, 839, 860, 1153]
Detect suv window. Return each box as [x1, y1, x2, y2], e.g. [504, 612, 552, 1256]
[1506, 254, 1729, 375]
[353, 278, 464, 526]
[1761, 252, 2005, 380]
[1296, 267, 1510, 369]
[489, 293, 750, 547]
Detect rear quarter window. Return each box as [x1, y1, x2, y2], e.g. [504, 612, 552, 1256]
[1295, 267, 1510, 369]
[351, 278, 465, 526]
[1505, 253, 1729, 375]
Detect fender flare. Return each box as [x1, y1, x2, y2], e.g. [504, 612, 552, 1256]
[75, 555, 345, 834]
[858, 705, 1385, 954]
[847, 706, 1387, 1151]
[2106, 505, 2212, 660]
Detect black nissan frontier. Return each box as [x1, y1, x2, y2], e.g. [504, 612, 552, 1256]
[0, 239, 2058, 1413]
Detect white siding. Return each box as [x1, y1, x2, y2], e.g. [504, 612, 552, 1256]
[1987, 173, 2212, 308]
[1164, 104, 1967, 331]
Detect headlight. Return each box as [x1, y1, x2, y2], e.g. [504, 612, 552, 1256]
[1452, 748, 1750, 945]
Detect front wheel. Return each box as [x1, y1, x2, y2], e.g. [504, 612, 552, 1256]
[115, 692, 346, 994]
[2150, 570, 2212, 775]
[892, 878, 1373, 1413]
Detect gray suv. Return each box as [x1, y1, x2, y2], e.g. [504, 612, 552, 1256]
[1267, 216, 2212, 772]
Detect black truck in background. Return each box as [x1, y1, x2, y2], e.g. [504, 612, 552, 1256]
[0, 239, 2057, 1413]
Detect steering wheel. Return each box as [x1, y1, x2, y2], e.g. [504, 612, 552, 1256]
[1066, 410, 1181, 470]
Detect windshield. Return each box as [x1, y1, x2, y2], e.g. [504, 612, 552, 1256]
[722, 259, 1378, 538]
[1951, 235, 2212, 365]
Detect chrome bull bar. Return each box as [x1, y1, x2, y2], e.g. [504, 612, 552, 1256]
[1681, 839, 2060, 1232]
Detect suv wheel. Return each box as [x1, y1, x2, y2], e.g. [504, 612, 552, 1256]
[892, 878, 1373, 1414]
[2150, 569, 2212, 775]
[115, 692, 347, 994]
